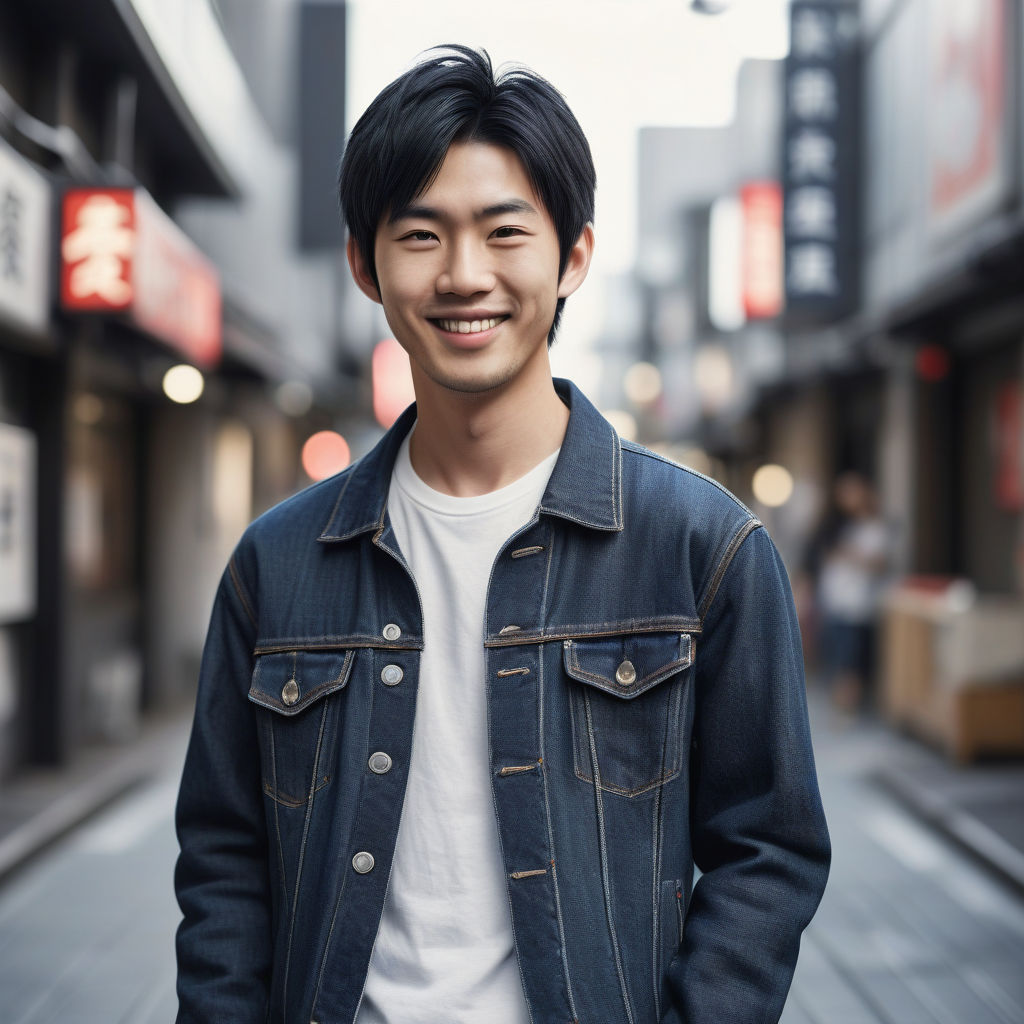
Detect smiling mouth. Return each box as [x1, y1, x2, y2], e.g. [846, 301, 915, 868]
[431, 316, 508, 334]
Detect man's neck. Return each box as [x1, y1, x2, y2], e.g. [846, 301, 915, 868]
[407, 369, 568, 498]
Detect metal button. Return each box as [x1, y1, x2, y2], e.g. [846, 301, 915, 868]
[282, 679, 300, 705]
[381, 664, 404, 686]
[352, 851, 375, 874]
[615, 660, 637, 686]
[382, 623, 401, 641]
[368, 751, 393, 775]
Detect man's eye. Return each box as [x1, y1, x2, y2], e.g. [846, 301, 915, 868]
[403, 231, 436, 242]
[493, 226, 524, 238]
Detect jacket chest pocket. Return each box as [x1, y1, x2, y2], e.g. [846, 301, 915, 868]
[248, 649, 355, 807]
[564, 633, 693, 798]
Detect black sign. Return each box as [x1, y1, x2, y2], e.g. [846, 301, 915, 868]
[782, 1, 860, 324]
[297, 0, 347, 251]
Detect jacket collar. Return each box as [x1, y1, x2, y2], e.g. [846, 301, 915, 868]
[318, 377, 623, 543]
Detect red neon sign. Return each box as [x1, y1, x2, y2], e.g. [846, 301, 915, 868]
[741, 182, 784, 320]
[61, 188, 221, 367]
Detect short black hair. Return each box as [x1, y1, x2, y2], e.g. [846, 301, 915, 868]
[338, 44, 596, 344]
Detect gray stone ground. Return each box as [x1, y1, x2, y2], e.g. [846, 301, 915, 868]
[0, 693, 1022, 1024]
[785, 701, 1024, 1024]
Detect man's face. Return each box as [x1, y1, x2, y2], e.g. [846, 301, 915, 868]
[350, 141, 590, 398]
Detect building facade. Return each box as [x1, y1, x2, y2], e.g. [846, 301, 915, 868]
[0, 0, 356, 779]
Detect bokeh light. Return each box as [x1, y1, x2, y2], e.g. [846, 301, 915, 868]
[915, 345, 951, 382]
[752, 463, 794, 507]
[694, 345, 734, 409]
[372, 339, 416, 428]
[73, 393, 104, 425]
[162, 364, 205, 404]
[624, 361, 664, 406]
[301, 431, 351, 481]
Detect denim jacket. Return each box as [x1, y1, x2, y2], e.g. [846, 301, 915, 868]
[175, 379, 830, 1024]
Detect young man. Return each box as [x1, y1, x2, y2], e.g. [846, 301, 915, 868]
[175, 45, 830, 1024]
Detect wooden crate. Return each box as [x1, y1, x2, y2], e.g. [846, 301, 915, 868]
[881, 589, 1024, 762]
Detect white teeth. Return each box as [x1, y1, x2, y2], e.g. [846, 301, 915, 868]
[436, 317, 504, 333]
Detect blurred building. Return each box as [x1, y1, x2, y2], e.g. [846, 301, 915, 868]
[626, 0, 1024, 756]
[0, 0, 359, 780]
[859, 0, 1021, 592]
[627, 58, 805, 557]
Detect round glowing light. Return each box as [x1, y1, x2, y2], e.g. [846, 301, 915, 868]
[73, 393, 105, 425]
[275, 380, 314, 417]
[915, 345, 950, 382]
[603, 409, 639, 441]
[302, 430, 351, 481]
[752, 464, 794, 507]
[372, 338, 416, 428]
[694, 345, 734, 410]
[624, 361, 663, 406]
[162, 364, 205, 404]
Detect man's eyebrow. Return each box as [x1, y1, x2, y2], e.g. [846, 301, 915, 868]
[478, 199, 539, 218]
[388, 198, 540, 224]
[388, 204, 440, 224]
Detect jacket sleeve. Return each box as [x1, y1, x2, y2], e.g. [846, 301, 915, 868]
[174, 550, 271, 1022]
[662, 523, 830, 1024]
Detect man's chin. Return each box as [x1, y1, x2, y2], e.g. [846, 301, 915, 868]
[432, 368, 519, 397]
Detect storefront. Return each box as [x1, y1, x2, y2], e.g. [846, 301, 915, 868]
[0, 0, 352, 781]
[58, 185, 236, 746]
[863, 0, 1024, 758]
[0, 136, 54, 779]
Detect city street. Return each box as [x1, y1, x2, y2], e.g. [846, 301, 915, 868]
[1, 2, 1023, 1022]
[1, 694, 1023, 1024]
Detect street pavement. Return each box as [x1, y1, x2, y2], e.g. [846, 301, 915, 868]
[784, 699, 1024, 1024]
[1, 691, 1023, 1024]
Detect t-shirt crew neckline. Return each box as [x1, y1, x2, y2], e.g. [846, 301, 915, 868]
[392, 427, 561, 518]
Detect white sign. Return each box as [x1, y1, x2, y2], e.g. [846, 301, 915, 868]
[0, 138, 51, 336]
[0, 423, 36, 624]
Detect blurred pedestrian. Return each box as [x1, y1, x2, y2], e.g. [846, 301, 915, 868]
[174, 44, 829, 1024]
[813, 471, 889, 714]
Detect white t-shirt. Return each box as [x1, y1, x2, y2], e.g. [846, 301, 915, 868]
[356, 431, 558, 1024]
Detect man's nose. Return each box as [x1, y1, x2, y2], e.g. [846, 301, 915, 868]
[436, 239, 496, 295]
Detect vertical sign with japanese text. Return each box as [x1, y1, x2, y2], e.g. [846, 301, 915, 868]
[60, 188, 221, 367]
[0, 138, 51, 337]
[0, 423, 36, 625]
[60, 189, 136, 312]
[782, 1, 860, 324]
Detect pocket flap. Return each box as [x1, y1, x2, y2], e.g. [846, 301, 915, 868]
[248, 649, 355, 715]
[563, 633, 693, 700]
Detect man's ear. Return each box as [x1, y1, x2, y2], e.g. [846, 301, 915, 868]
[556, 223, 595, 299]
[347, 235, 383, 304]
